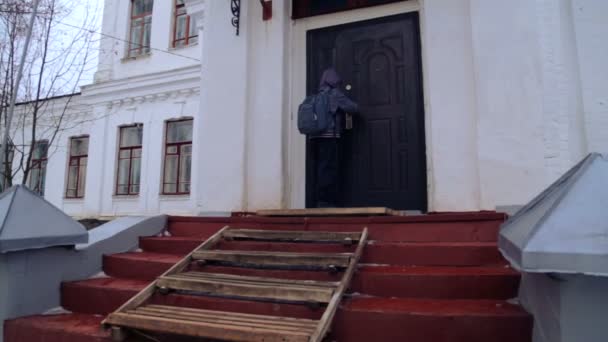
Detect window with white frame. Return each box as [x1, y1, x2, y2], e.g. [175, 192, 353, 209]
[129, 0, 154, 57]
[116, 125, 143, 195]
[163, 119, 192, 195]
[66, 136, 89, 199]
[28, 140, 48, 196]
[173, 0, 198, 48]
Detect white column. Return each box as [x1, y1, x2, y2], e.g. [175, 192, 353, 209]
[422, 0, 481, 211]
[536, 0, 587, 178]
[243, 1, 288, 210]
[185, 0, 250, 213]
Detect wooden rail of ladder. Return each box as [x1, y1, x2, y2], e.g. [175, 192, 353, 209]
[102, 225, 368, 342]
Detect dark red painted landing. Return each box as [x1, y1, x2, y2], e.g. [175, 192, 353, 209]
[3, 213, 533, 342]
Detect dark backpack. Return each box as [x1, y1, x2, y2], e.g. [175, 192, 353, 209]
[297, 90, 333, 135]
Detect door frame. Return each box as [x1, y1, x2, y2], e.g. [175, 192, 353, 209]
[287, 0, 433, 210]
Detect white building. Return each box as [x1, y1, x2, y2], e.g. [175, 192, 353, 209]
[10, 0, 608, 217]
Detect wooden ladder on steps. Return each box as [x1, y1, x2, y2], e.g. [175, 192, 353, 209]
[102, 226, 368, 342]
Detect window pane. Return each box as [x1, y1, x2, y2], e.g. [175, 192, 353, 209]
[143, 17, 152, 54]
[130, 20, 142, 54]
[131, 157, 141, 188]
[176, 15, 187, 40]
[70, 137, 89, 156]
[132, 148, 142, 158]
[179, 151, 191, 183]
[166, 146, 178, 154]
[117, 159, 130, 193]
[164, 155, 178, 193]
[77, 161, 87, 197]
[67, 165, 78, 194]
[66, 189, 77, 198]
[33, 141, 48, 160]
[39, 161, 47, 196]
[117, 185, 129, 194]
[29, 168, 40, 192]
[189, 16, 198, 38]
[119, 150, 131, 159]
[166, 120, 193, 143]
[132, 0, 153, 16]
[120, 125, 143, 147]
[163, 183, 177, 194]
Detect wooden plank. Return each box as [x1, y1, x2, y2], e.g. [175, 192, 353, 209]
[102, 226, 230, 326]
[177, 271, 340, 288]
[139, 305, 318, 329]
[192, 250, 352, 268]
[105, 312, 310, 342]
[157, 275, 335, 303]
[256, 207, 397, 217]
[224, 229, 362, 243]
[309, 227, 369, 342]
[145, 305, 318, 327]
[133, 306, 316, 332]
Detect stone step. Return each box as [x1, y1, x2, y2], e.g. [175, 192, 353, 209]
[63, 264, 518, 316]
[167, 213, 504, 242]
[6, 297, 531, 342]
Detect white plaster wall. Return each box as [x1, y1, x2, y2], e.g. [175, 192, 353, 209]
[243, 0, 289, 210]
[11, 96, 97, 217]
[95, 0, 200, 82]
[194, 0, 249, 212]
[14, 0, 603, 216]
[571, 0, 608, 153]
[83, 66, 201, 217]
[421, 0, 481, 211]
[536, 0, 588, 181]
[469, 0, 549, 209]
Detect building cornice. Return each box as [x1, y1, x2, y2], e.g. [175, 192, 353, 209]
[81, 65, 201, 106]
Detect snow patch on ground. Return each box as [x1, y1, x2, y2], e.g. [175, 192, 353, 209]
[89, 271, 109, 279]
[42, 307, 72, 315]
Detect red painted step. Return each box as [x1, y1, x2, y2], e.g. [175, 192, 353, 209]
[167, 214, 504, 242]
[354, 265, 519, 299]
[4, 213, 532, 342]
[112, 242, 503, 280]
[5, 297, 531, 342]
[333, 297, 532, 342]
[103, 252, 179, 281]
[4, 314, 109, 342]
[61, 278, 149, 315]
[63, 264, 518, 316]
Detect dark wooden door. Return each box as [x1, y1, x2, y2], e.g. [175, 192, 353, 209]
[306, 13, 427, 211]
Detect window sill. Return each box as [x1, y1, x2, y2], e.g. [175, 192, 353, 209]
[121, 53, 152, 63]
[64, 197, 84, 202]
[169, 42, 199, 51]
[112, 195, 140, 201]
[159, 194, 191, 201]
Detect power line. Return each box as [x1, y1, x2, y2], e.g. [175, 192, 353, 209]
[0, 9, 202, 63]
[55, 20, 201, 63]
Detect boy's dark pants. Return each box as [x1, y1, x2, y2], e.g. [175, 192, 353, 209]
[313, 138, 339, 207]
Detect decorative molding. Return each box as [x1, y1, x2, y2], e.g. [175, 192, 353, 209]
[106, 87, 200, 110]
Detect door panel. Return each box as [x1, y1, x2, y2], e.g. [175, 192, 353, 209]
[306, 13, 427, 211]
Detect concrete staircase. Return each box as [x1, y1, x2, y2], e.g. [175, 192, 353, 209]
[4, 213, 533, 342]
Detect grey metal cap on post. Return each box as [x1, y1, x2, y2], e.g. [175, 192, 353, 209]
[499, 153, 608, 276]
[0, 185, 87, 253]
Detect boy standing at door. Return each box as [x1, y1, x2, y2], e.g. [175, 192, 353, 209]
[311, 68, 359, 208]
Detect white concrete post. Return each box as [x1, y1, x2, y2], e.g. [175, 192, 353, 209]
[185, 0, 250, 213]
